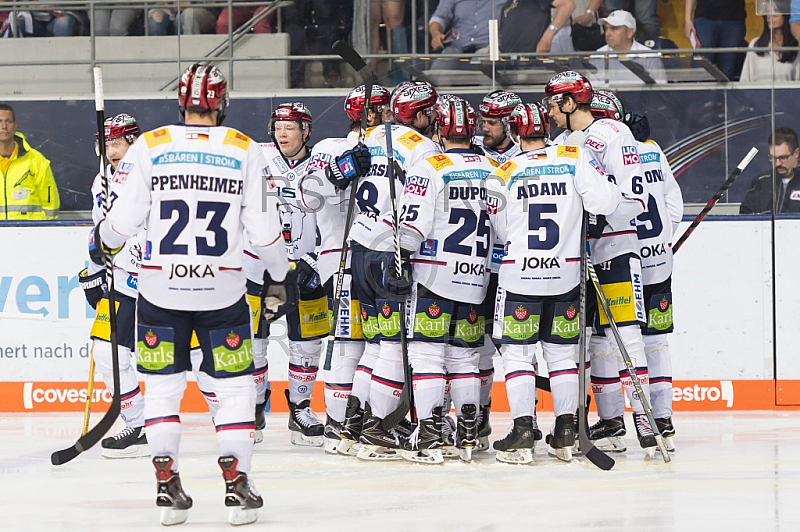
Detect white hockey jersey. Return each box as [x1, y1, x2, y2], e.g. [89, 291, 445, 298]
[472, 135, 522, 165]
[485, 144, 623, 296]
[349, 124, 439, 252]
[554, 119, 647, 263]
[89, 166, 142, 299]
[99, 124, 289, 311]
[635, 139, 684, 285]
[398, 148, 496, 304]
[297, 133, 358, 283]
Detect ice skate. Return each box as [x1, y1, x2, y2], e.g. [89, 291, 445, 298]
[323, 417, 346, 455]
[357, 403, 405, 461]
[441, 414, 459, 459]
[655, 417, 675, 452]
[285, 389, 324, 447]
[338, 395, 363, 456]
[101, 426, 150, 459]
[402, 407, 444, 464]
[588, 416, 627, 453]
[493, 416, 541, 465]
[455, 404, 478, 462]
[547, 414, 576, 463]
[254, 389, 270, 445]
[476, 401, 492, 452]
[219, 456, 263, 526]
[153, 456, 192, 526]
[634, 413, 657, 459]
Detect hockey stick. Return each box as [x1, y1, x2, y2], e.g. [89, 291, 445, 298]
[81, 345, 96, 436]
[672, 147, 757, 254]
[577, 213, 615, 471]
[324, 40, 374, 371]
[586, 256, 671, 463]
[51, 67, 122, 466]
[381, 120, 416, 431]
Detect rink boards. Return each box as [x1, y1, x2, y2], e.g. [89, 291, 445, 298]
[1, 218, 798, 412]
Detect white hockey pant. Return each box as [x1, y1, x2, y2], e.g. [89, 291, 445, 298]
[352, 341, 380, 409]
[644, 334, 672, 419]
[542, 342, 579, 417]
[324, 340, 364, 423]
[500, 343, 537, 419]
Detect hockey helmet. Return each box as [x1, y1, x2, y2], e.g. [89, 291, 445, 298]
[344, 85, 391, 122]
[97, 113, 140, 145]
[479, 90, 522, 119]
[544, 71, 594, 107]
[437, 97, 476, 140]
[509, 103, 550, 140]
[178, 64, 228, 124]
[269, 102, 313, 140]
[390, 81, 438, 125]
[591, 89, 625, 121]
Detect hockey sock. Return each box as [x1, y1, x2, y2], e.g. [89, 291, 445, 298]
[615, 325, 651, 416]
[213, 374, 256, 474]
[190, 348, 219, 418]
[324, 340, 363, 423]
[143, 372, 187, 469]
[252, 337, 269, 407]
[369, 341, 405, 419]
[500, 344, 537, 419]
[644, 335, 673, 419]
[477, 334, 496, 408]
[288, 339, 322, 403]
[408, 341, 446, 420]
[445, 345, 479, 416]
[94, 340, 144, 427]
[589, 332, 625, 419]
[542, 342, 578, 417]
[352, 341, 379, 408]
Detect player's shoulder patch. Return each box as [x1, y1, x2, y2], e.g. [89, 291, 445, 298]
[494, 159, 518, 184]
[144, 127, 172, 148]
[396, 130, 424, 150]
[557, 145, 579, 159]
[644, 139, 657, 146]
[365, 125, 379, 138]
[488, 157, 501, 168]
[426, 153, 453, 171]
[224, 129, 251, 150]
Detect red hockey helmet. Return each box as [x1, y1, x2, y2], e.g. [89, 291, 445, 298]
[390, 81, 438, 125]
[591, 89, 625, 121]
[437, 97, 476, 140]
[269, 102, 313, 140]
[178, 64, 228, 123]
[344, 84, 391, 122]
[544, 71, 594, 106]
[509, 103, 550, 140]
[479, 90, 522, 119]
[96, 113, 140, 144]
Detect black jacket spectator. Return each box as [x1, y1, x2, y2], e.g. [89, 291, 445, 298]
[739, 171, 800, 214]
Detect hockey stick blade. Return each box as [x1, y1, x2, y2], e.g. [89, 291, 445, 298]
[333, 40, 369, 77]
[51, 401, 121, 465]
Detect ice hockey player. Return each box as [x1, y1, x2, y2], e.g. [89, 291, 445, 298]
[296, 84, 390, 454]
[347, 80, 440, 460]
[91, 64, 289, 526]
[474, 90, 523, 164]
[242, 102, 328, 447]
[382, 97, 495, 464]
[589, 89, 684, 452]
[544, 71, 657, 457]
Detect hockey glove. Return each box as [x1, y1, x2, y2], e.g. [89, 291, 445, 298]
[587, 213, 608, 239]
[380, 250, 413, 301]
[294, 253, 321, 291]
[624, 112, 651, 143]
[261, 264, 299, 322]
[326, 145, 371, 190]
[88, 221, 124, 266]
[78, 268, 107, 309]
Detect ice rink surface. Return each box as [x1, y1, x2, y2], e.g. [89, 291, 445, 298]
[2, 411, 799, 531]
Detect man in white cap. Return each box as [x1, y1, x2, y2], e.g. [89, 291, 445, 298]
[590, 9, 666, 85]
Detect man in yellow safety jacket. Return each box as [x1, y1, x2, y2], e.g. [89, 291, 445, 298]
[0, 104, 59, 220]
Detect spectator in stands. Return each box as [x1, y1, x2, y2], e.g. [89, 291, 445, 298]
[590, 10, 666, 85]
[790, 0, 800, 43]
[216, 3, 274, 35]
[148, 3, 220, 35]
[741, 1, 799, 82]
[429, 0, 492, 56]
[371, 0, 409, 84]
[601, 0, 659, 43]
[0, 104, 59, 220]
[498, 0, 575, 53]
[30, 7, 87, 37]
[553, 0, 604, 52]
[741, 128, 800, 214]
[685, 0, 747, 81]
[93, 7, 143, 36]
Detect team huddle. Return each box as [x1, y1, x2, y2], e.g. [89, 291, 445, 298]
[83, 63, 683, 525]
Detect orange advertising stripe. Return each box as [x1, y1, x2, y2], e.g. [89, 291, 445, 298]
[0, 380, 793, 413]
